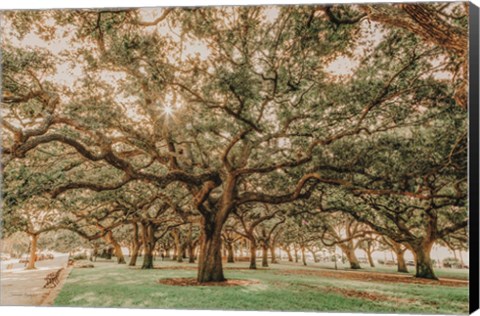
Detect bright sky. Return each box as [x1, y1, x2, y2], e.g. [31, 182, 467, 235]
[2, 5, 389, 86]
[325, 19, 385, 77]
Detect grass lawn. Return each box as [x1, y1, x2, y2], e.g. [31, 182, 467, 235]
[301, 261, 470, 280]
[54, 258, 469, 314]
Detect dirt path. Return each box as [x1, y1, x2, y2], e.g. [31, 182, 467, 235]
[0, 254, 70, 306]
[274, 268, 468, 287]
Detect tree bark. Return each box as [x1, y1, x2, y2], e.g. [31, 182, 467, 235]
[113, 242, 126, 264]
[294, 246, 299, 263]
[301, 245, 307, 266]
[249, 239, 257, 269]
[129, 243, 140, 266]
[412, 241, 437, 279]
[366, 248, 375, 268]
[226, 241, 235, 263]
[129, 223, 141, 266]
[270, 243, 277, 264]
[385, 238, 409, 273]
[172, 229, 184, 263]
[177, 246, 184, 263]
[341, 245, 361, 269]
[396, 250, 408, 273]
[142, 250, 154, 269]
[141, 223, 156, 269]
[186, 223, 195, 263]
[26, 233, 38, 270]
[197, 216, 225, 283]
[262, 244, 269, 267]
[188, 244, 196, 263]
[285, 246, 293, 262]
[105, 231, 126, 264]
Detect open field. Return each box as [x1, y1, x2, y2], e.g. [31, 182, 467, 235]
[54, 258, 469, 314]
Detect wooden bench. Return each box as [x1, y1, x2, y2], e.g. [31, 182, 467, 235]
[43, 268, 64, 288]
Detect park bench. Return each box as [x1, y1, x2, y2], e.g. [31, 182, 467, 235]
[43, 268, 64, 288]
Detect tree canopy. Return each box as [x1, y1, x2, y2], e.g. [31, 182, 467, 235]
[1, 3, 469, 281]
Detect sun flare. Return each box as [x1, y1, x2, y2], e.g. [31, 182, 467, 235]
[163, 104, 174, 116]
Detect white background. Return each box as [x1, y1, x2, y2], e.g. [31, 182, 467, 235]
[1, 0, 479, 316]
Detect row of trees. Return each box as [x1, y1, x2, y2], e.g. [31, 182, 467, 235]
[1, 3, 469, 281]
[3, 203, 466, 277]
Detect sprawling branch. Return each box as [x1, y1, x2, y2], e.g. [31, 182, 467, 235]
[134, 8, 173, 26]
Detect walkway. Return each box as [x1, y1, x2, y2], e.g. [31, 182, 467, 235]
[1, 254, 69, 306]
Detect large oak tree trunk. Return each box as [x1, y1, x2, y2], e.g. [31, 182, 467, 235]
[142, 250, 154, 269]
[301, 245, 307, 266]
[386, 238, 409, 273]
[262, 244, 269, 267]
[396, 250, 408, 273]
[366, 248, 375, 268]
[341, 245, 361, 269]
[226, 242, 235, 263]
[113, 244, 125, 264]
[412, 241, 437, 279]
[188, 244, 196, 263]
[172, 230, 184, 263]
[249, 239, 257, 269]
[177, 246, 184, 263]
[129, 243, 140, 266]
[129, 223, 141, 266]
[105, 231, 126, 264]
[197, 217, 225, 283]
[141, 223, 156, 269]
[285, 246, 293, 262]
[26, 233, 38, 270]
[186, 224, 196, 263]
[172, 245, 177, 261]
[270, 243, 277, 264]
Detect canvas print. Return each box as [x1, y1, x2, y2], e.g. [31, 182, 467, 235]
[0, 1, 477, 314]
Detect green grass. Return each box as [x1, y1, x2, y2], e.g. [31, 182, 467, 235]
[54, 258, 469, 314]
[294, 261, 470, 280]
